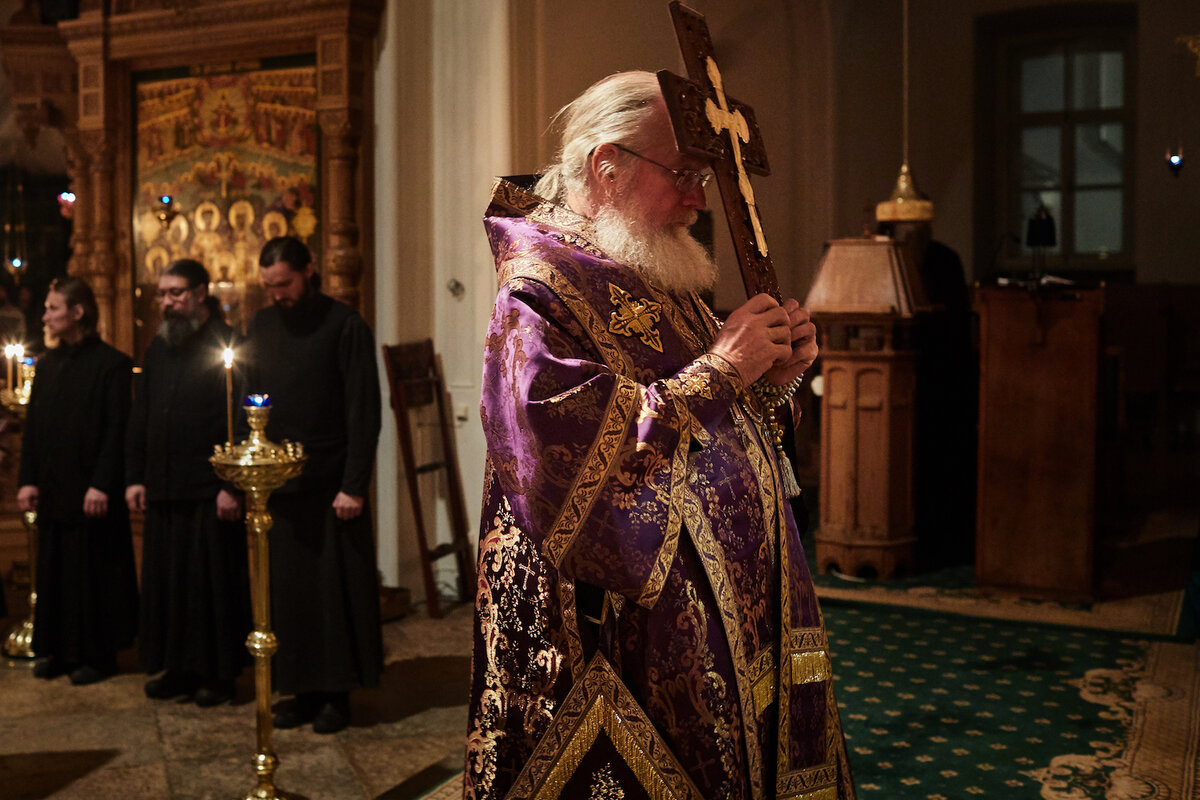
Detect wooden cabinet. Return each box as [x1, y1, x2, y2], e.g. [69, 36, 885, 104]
[974, 287, 1102, 602]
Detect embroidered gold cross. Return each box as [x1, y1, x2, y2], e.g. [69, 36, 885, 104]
[608, 283, 663, 352]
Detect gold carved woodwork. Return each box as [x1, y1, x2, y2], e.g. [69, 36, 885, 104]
[76, 128, 122, 344]
[318, 104, 364, 310]
[315, 28, 370, 312]
[63, 132, 92, 281]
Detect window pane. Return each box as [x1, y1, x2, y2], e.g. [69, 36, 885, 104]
[1021, 53, 1064, 112]
[1072, 51, 1123, 110]
[1021, 126, 1061, 187]
[1075, 189, 1123, 254]
[1020, 190, 1061, 253]
[1076, 123, 1123, 184]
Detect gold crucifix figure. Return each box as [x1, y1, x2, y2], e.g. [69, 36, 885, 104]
[703, 57, 767, 258]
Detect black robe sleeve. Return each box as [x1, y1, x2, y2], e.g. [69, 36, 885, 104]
[338, 313, 381, 497]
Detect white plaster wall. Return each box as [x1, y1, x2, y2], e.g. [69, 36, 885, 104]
[429, 0, 512, 589]
[374, 0, 509, 596]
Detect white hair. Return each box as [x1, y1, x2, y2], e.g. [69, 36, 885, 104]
[535, 71, 663, 205]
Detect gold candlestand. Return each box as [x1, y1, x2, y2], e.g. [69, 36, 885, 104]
[210, 400, 305, 800]
[3, 360, 38, 665]
[3, 511, 39, 663]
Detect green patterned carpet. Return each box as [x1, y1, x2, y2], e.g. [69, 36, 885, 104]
[822, 600, 1199, 799]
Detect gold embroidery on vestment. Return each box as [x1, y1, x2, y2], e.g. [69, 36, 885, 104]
[680, 488, 766, 798]
[588, 764, 627, 800]
[508, 654, 703, 800]
[608, 283, 664, 352]
[559, 578, 586, 681]
[791, 650, 832, 685]
[777, 763, 841, 799]
[749, 644, 778, 714]
[672, 369, 714, 400]
[543, 379, 639, 567]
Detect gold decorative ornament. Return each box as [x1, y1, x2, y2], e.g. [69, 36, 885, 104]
[210, 396, 305, 800]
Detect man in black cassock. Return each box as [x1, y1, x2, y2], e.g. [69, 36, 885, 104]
[126, 259, 251, 706]
[18, 276, 138, 685]
[880, 214, 977, 569]
[243, 236, 382, 734]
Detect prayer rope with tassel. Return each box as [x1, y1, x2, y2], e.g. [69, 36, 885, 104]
[751, 374, 804, 499]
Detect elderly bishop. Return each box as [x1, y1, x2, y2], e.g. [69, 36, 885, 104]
[465, 71, 856, 800]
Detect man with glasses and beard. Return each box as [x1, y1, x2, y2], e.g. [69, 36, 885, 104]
[241, 236, 382, 735]
[464, 71, 855, 800]
[126, 259, 250, 706]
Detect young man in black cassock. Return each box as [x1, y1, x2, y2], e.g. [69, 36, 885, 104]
[18, 277, 138, 685]
[126, 259, 251, 706]
[243, 236, 382, 734]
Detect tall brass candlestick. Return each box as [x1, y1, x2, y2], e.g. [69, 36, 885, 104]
[211, 396, 304, 800]
[3, 362, 37, 665]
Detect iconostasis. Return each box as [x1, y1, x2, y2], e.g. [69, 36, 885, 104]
[132, 56, 320, 356]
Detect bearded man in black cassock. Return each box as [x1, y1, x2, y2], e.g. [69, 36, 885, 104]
[18, 276, 138, 685]
[126, 259, 251, 706]
[243, 236, 382, 735]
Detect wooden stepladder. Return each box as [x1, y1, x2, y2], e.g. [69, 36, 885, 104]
[381, 339, 476, 618]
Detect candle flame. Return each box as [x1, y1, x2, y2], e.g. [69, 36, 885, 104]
[13, 344, 23, 360]
[223, 347, 234, 369]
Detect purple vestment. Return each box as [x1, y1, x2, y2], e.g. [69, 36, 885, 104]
[464, 178, 856, 800]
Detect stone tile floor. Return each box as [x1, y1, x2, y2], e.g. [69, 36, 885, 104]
[0, 604, 473, 800]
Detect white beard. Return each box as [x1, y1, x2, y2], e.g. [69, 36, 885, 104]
[590, 205, 718, 294]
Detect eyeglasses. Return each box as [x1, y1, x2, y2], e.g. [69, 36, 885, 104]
[611, 143, 712, 193]
[155, 286, 193, 301]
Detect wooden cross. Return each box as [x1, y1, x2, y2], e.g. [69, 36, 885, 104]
[658, 1, 779, 301]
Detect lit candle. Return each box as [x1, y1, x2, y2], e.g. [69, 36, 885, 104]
[13, 345, 24, 392]
[223, 346, 234, 444]
[245, 394, 270, 408]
